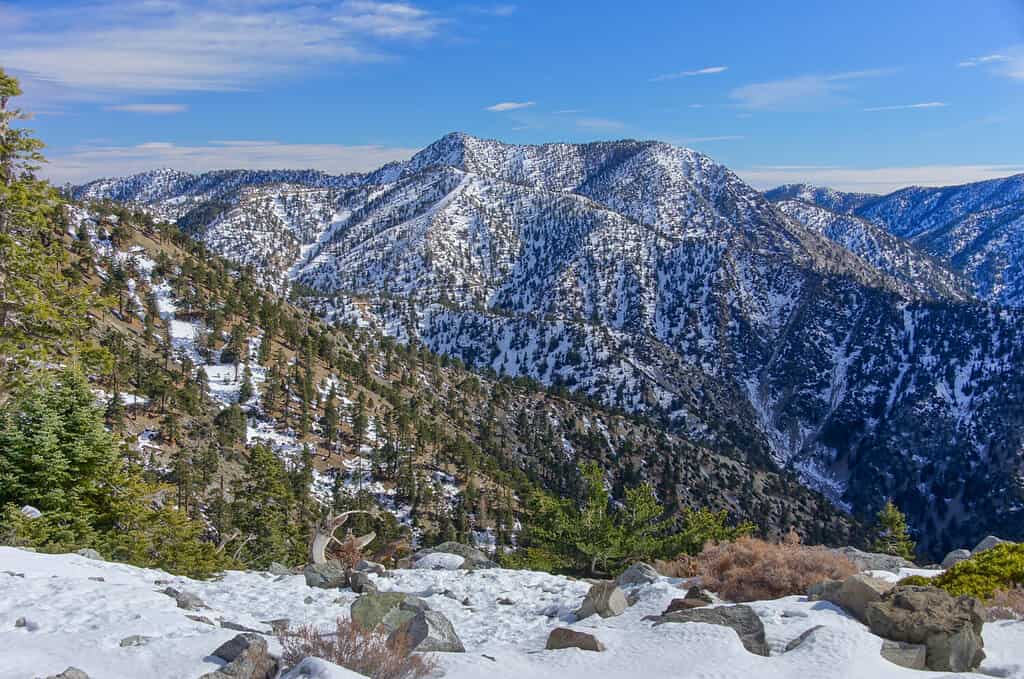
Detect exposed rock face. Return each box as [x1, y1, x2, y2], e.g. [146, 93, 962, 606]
[575, 581, 628, 619]
[350, 592, 430, 633]
[784, 625, 824, 652]
[806, 579, 842, 602]
[616, 562, 660, 586]
[389, 610, 465, 652]
[410, 542, 497, 570]
[823, 574, 893, 622]
[546, 628, 605, 652]
[831, 547, 914, 573]
[303, 562, 349, 589]
[972, 536, 1008, 554]
[865, 585, 986, 672]
[879, 640, 928, 670]
[200, 633, 279, 679]
[649, 605, 769, 656]
[941, 549, 972, 569]
[161, 587, 206, 611]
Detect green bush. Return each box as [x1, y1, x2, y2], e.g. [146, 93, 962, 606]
[928, 543, 1024, 599]
[896, 574, 933, 587]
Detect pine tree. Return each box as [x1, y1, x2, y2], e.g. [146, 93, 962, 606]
[871, 499, 916, 560]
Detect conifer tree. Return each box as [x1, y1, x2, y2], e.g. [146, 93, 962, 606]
[871, 499, 916, 560]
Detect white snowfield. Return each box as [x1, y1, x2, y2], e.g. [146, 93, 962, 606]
[1, 547, 1021, 679]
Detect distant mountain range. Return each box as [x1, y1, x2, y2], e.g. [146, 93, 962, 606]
[74, 133, 1024, 556]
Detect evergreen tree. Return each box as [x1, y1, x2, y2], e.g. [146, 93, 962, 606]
[871, 499, 916, 560]
[229, 443, 301, 567]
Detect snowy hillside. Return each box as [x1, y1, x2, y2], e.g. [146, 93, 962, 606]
[73, 134, 1024, 556]
[4, 547, 1022, 679]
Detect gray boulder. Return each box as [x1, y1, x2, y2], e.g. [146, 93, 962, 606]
[662, 586, 713, 614]
[44, 669, 90, 679]
[823, 574, 893, 622]
[616, 562, 659, 586]
[200, 633, 278, 679]
[831, 546, 914, 573]
[546, 628, 605, 652]
[74, 548, 102, 561]
[355, 559, 386, 576]
[161, 587, 206, 611]
[649, 605, 769, 656]
[118, 635, 152, 647]
[865, 585, 985, 672]
[350, 592, 429, 633]
[880, 640, 928, 670]
[941, 549, 972, 569]
[389, 610, 465, 652]
[784, 625, 824, 652]
[972, 536, 1008, 554]
[410, 542, 497, 570]
[348, 570, 377, 594]
[806, 579, 842, 602]
[575, 581, 628, 619]
[303, 562, 349, 589]
[267, 562, 291, 576]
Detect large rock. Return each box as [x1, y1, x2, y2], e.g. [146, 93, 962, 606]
[348, 570, 377, 594]
[880, 640, 928, 670]
[200, 633, 279, 679]
[865, 585, 985, 672]
[806, 579, 842, 602]
[389, 610, 465, 652]
[74, 548, 102, 561]
[823, 574, 893, 622]
[831, 546, 914, 573]
[354, 559, 386, 576]
[649, 605, 769, 656]
[410, 542, 497, 570]
[546, 628, 605, 652]
[304, 562, 349, 589]
[941, 549, 972, 569]
[161, 586, 206, 611]
[972, 535, 1008, 554]
[616, 562, 659, 586]
[663, 586, 713, 614]
[414, 552, 466, 570]
[575, 581, 628, 619]
[350, 592, 429, 633]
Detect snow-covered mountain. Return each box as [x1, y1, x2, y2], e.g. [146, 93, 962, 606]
[767, 177, 1024, 307]
[74, 134, 1024, 556]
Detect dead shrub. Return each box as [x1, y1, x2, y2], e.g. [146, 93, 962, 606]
[278, 617, 436, 679]
[986, 587, 1024, 621]
[655, 555, 699, 578]
[333, 534, 365, 570]
[698, 536, 857, 602]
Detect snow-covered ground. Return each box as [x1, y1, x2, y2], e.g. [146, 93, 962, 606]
[2, 547, 1021, 679]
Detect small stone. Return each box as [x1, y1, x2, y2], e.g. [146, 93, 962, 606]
[161, 587, 206, 611]
[88, 576, 105, 582]
[355, 559, 387, 576]
[118, 635, 152, 647]
[303, 595, 315, 605]
[615, 562, 659, 586]
[348, 570, 377, 594]
[497, 597, 515, 605]
[201, 633, 278, 679]
[74, 548, 102, 561]
[575, 581, 628, 620]
[784, 625, 824, 652]
[663, 597, 707, 613]
[546, 627, 605, 652]
[44, 667, 90, 679]
[186, 615, 216, 626]
[14, 617, 26, 628]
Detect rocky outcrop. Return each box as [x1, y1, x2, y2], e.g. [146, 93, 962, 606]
[972, 536, 1008, 554]
[616, 563, 659, 586]
[575, 581, 628, 619]
[303, 562, 348, 589]
[822, 574, 893, 622]
[879, 640, 927, 670]
[941, 549, 972, 569]
[649, 605, 769, 656]
[865, 585, 985, 672]
[350, 592, 430, 633]
[409, 543, 497, 570]
[389, 610, 465, 652]
[831, 547, 914, 573]
[546, 628, 605, 652]
[806, 579, 842, 602]
[200, 633, 279, 679]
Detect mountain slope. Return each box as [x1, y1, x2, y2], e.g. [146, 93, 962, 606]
[75, 134, 1024, 557]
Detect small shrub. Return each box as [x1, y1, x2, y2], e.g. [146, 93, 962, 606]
[986, 588, 1024, 621]
[930, 543, 1024, 600]
[278, 618, 435, 679]
[654, 555, 699, 578]
[698, 536, 858, 602]
[896, 575, 933, 587]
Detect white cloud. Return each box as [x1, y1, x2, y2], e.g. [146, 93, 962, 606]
[43, 139, 419, 185]
[730, 68, 893, 111]
[738, 163, 1024, 194]
[958, 48, 1024, 80]
[576, 117, 625, 130]
[958, 54, 1011, 68]
[485, 101, 535, 111]
[652, 66, 728, 82]
[464, 4, 517, 16]
[863, 101, 947, 112]
[0, 1, 443, 95]
[104, 103, 188, 114]
[552, 109, 584, 114]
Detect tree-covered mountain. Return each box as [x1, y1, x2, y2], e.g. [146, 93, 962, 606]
[75, 134, 1024, 558]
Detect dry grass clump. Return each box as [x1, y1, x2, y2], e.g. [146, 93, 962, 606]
[654, 554, 699, 579]
[278, 618, 436, 679]
[698, 535, 858, 602]
[986, 587, 1024, 621]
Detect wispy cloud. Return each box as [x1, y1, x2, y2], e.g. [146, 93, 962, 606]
[104, 103, 188, 114]
[958, 48, 1024, 80]
[464, 4, 517, 16]
[652, 66, 728, 82]
[738, 163, 1024, 194]
[43, 139, 419, 185]
[576, 117, 625, 130]
[485, 101, 535, 111]
[863, 101, 947, 112]
[958, 54, 1011, 68]
[552, 109, 584, 114]
[730, 68, 894, 111]
[0, 1, 444, 96]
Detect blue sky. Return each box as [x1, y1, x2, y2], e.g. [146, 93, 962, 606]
[2, 0, 1023, 191]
